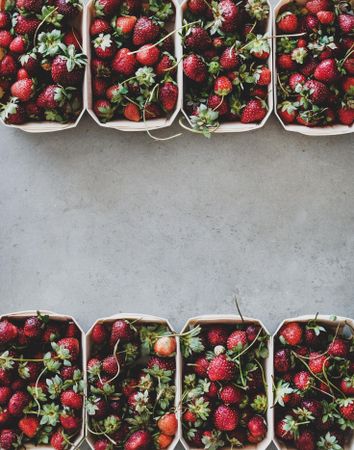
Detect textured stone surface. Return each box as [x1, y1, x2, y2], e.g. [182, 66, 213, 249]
[0, 62, 354, 450]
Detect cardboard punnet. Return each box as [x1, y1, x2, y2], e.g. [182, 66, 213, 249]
[0, 310, 86, 449]
[273, 314, 354, 450]
[84, 3, 182, 131]
[273, 0, 353, 136]
[180, 3, 273, 133]
[85, 313, 181, 450]
[179, 315, 273, 450]
[0, 13, 87, 133]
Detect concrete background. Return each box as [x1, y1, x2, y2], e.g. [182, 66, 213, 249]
[0, 65, 354, 449]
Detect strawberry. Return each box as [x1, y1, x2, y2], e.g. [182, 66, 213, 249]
[185, 26, 211, 51]
[60, 412, 80, 430]
[274, 348, 291, 372]
[220, 47, 239, 70]
[157, 413, 178, 436]
[302, 14, 319, 31]
[314, 58, 339, 83]
[19, 53, 38, 76]
[218, 0, 238, 32]
[110, 319, 133, 343]
[277, 12, 298, 33]
[1, 100, 26, 124]
[157, 433, 172, 449]
[94, 98, 115, 122]
[0, 320, 18, 343]
[9, 35, 28, 53]
[8, 391, 30, 416]
[0, 409, 10, 426]
[55, 0, 81, 17]
[42, 324, 61, 343]
[207, 354, 235, 381]
[123, 102, 140, 121]
[342, 76, 354, 95]
[102, 355, 119, 375]
[293, 371, 312, 391]
[93, 34, 116, 59]
[154, 336, 176, 357]
[0, 429, 17, 450]
[187, 0, 208, 15]
[340, 378, 354, 395]
[57, 337, 80, 360]
[0, 30, 12, 47]
[36, 85, 67, 109]
[91, 58, 111, 78]
[94, 439, 112, 450]
[23, 315, 42, 338]
[305, 0, 329, 14]
[338, 106, 354, 125]
[183, 54, 207, 82]
[289, 73, 305, 91]
[302, 399, 322, 417]
[145, 103, 163, 118]
[19, 417, 39, 438]
[16, 0, 43, 12]
[214, 76, 232, 96]
[241, 99, 267, 123]
[50, 430, 67, 450]
[316, 10, 334, 24]
[277, 54, 297, 71]
[220, 385, 243, 404]
[207, 94, 228, 115]
[343, 57, 354, 75]
[338, 14, 354, 33]
[304, 80, 329, 105]
[64, 30, 81, 50]
[328, 338, 349, 358]
[13, 14, 40, 36]
[0, 387, 11, 405]
[136, 44, 160, 66]
[0, 12, 10, 30]
[214, 405, 238, 431]
[112, 48, 137, 76]
[91, 323, 108, 344]
[115, 15, 137, 34]
[279, 322, 303, 346]
[300, 58, 317, 77]
[277, 102, 296, 123]
[248, 415, 267, 438]
[94, 0, 120, 17]
[60, 390, 83, 409]
[193, 356, 210, 376]
[157, 82, 178, 112]
[132, 17, 160, 47]
[90, 18, 112, 36]
[51, 46, 86, 86]
[308, 352, 328, 374]
[256, 66, 271, 85]
[155, 54, 175, 77]
[124, 430, 152, 450]
[227, 330, 248, 350]
[339, 399, 354, 420]
[275, 418, 294, 440]
[296, 430, 315, 450]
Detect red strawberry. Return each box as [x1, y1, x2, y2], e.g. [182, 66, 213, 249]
[19, 53, 38, 76]
[8, 391, 30, 416]
[227, 330, 248, 350]
[19, 417, 39, 438]
[219, 0, 238, 32]
[338, 106, 354, 125]
[0, 12, 10, 30]
[256, 66, 271, 85]
[91, 58, 111, 78]
[278, 103, 297, 123]
[144, 103, 163, 119]
[23, 315, 41, 338]
[207, 94, 229, 115]
[342, 76, 354, 95]
[185, 26, 211, 51]
[279, 322, 303, 346]
[0, 320, 18, 344]
[133, 17, 159, 47]
[293, 371, 312, 391]
[304, 80, 329, 105]
[305, 0, 329, 13]
[339, 399, 354, 420]
[93, 34, 116, 59]
[183, 54, 207, 82]
[136, 44, 160, 66]
[91, 323, 107, 344]
[14, 15, 40, 36]
[110, 319, 133, 344]
[50, 430, 67, 450]
[147, 356, 175, 371]
[94, 99, 115, 122]
[289, 73, 305, 90]
[94, 0, 120, 17]
[60, 390, 83, 409]
[60, 412, 80, 430]
[65, 322, 79, 338]
[277, 12, 298, 33]
[316, 10, 334, 24]
[220, 385, 243, 404]
[300, 58, 317, 77]
[124, 430, 152, 450]
[90, 18, 112, 36]
[274, 348, 291, 372]
[220, 47, 239, 70]
[302, 399, 322, 417]
[0, 30, 12, 47]
[157, 413, 177, 436]
[0, 429, 17, 450]
[277, 54, 297, 71]
[308, 352, 328, 374]
[340, 378, 354, 395]
[94, 439, 112, 450]
[2, 101, 26, 124]
[214, 405, 238, 431]
[155, 54, 175, 77]
[248, 415, 267, 438]
[112, 48, 137, 76]
[302, 14, 319, 31]
[241, 99, 267, 123]
[338, 14, 354, 33]
[343, 57, 354, 75]
[193, 356, 209, 376]
[64, 30, 81, 50]
[275, 418, 294, 440]
[115, 15, 137, 34]
[188, 0, 208, 15]
[0, 409, 10, 426]
[36, 85, 65, 109]
[328, 338, 349, 358]
[0, 387, 11, 405]
[296, 430, 315, 450]
[214, 76, 232, 96]
[102, 355, 119, 375]
[16, 0, 43, 12]
[314, 58, 339, 83]
[207, 354, 235, 381]
[51, 48, 86, 86]
[0, 55, 17, 78]
[123, 103, 140, 121]
[42, 324, 61, 343]
[58, 337, 80, 360]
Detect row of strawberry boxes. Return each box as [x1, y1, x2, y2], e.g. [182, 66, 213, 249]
[0, 310, 353, 450]
[0, 0, 352, 136]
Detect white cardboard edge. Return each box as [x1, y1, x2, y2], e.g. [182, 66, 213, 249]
[179, 314, 273, 450]
[0, 11, 87, 134]
[85, 313, 181, 450]
[0, 310, 86, 450]
[180, 2, 273, 133]
[272, 0, 353, 136]
[272, 314, 354, 450]
[84, 1, 183, 132]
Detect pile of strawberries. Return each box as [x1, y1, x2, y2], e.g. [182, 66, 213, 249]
[274, 317, 354, 450]
[276, 0, 354, 128]
[0, 0, 86, 125]
[0, 313, 84, 450]
[181, 0, 271, 136]
[181, 321, 269, 449]
[87, 319, 178, 450]
[90, 0, 179, 124]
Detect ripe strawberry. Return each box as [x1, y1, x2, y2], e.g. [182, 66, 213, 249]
[91, 58, 111, 77]
[57, 337, 80, 360]
[19, 417, 39, 438]
[23, 315, 42, 338]
[338, 106, 354, 125]
[91, 323, 108, 344]
[193, 356, 209, 376]
[183, 54, 207, 82]
[9, 35, 28, 54]
[185, 26, 211, 51]
[42, 323, 61, 343]
[0, 12, 10, 30]
[248, 415, 267, 438]
[93, 34, 116, 59]
[214, 405, 238, 431]
[314, 58, 339, 83]
[0, 320, 18, 343]
[188, 0, 208, 15]
[112, 48, 137, 76]
[60, 390, 83, 409]
[110, 319, 133, 344]
[155, 54, 175, 77]
[339, 399, 354, 420]
[219, 0, 238, 32]
[123, 103, 140, 121]
[308, 351, 328, 374]
[16, 0, 43, 12]
[274, 348, 291, 372]
[338, 14, 354, 33]
[154, 336, 176, 357]
[136, 44, 160, 66]
[19, 53, 38, 76]
[302, 14, 319, 31]
[2, 101, 26, 124]
[302, 399, 322, 417]
[8, 391, 30, 416]
[65, 322, 79, 338]
[207, 354, 235, 381]
[94, 439, 112, 450]
[0, 30, 12, 48]
[94, 99, 115, 122]
[133, 17, 160, 47]
[300, 58, 317, 77]
[220, 47, 239, 70]
[0, 429, 17, 450]
[256, 66, 271, 85]
[14, 15, 40, 36]
[289, 73, 306, 91]
[207, 94, 229, 115]
[279, 322, 303, 346]
[214, 76, 232, 96]
[328, 338, 349, 358]
[0, 409, 10, 426]
[90, 18, 112, 36]
[115, 15, 137, 34]
[36, 85, 64, 109]
[304, 80, 329, 105]
[124, 430, 152, 450]
[94, 0, 120, 17]
[64, 30, 81, 50]
[293, 371, 312, 391]
[102, 355, 119, 375]
[277, 12, 298, 33]
[220, 385, 242, 404]
[51, 47, 86, 86]
[296, 430, 315, 450]
[157, 413, 177, 436]
[227, 330, 248, 350]
[277, 54, 297, 71]
[241, 99, 267, 123]
[340, 378, 354, 395]
[50, 430, 67, 450]
[157, 433, 172, 449]
[60, 412, 80, 430]
[275, 418, 294, 440]
[157, 80, 179, 110]
[316, 10, 334, 24]
[342, 76, 354, 95]
[305, 0, 329, 13]
[0, 387, 11, 405]
[343, 57, 354, 75]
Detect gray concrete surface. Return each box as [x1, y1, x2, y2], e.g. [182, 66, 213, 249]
[0, 109, 354, 449]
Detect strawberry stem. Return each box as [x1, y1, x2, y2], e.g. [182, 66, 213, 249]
[33, 7, 59, 47]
